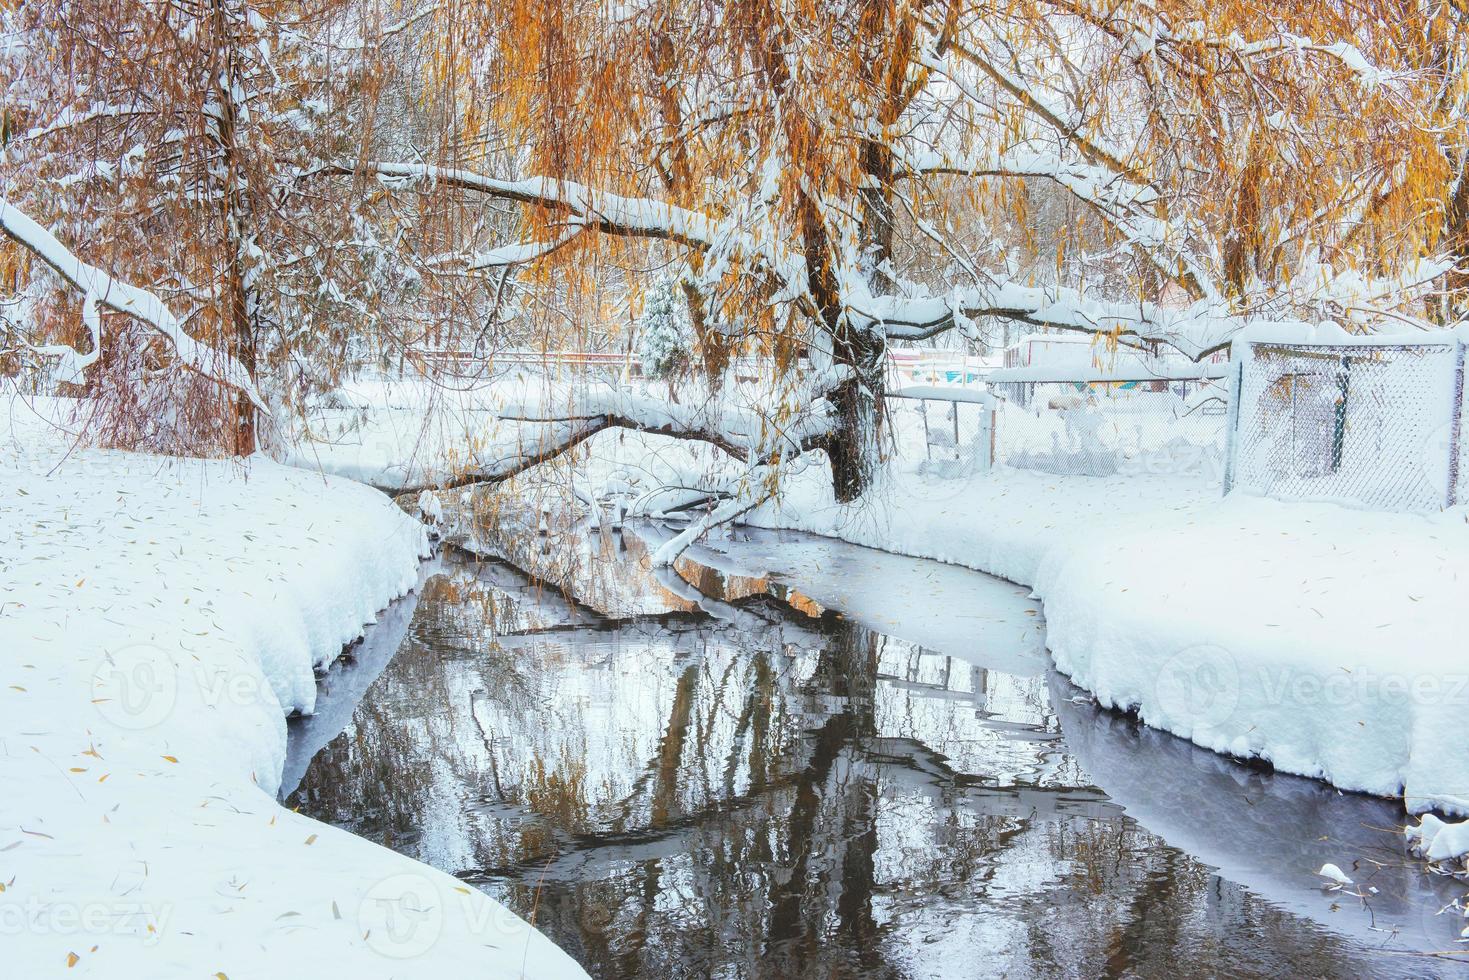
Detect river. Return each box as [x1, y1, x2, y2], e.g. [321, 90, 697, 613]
[281, 521, 1469, 978]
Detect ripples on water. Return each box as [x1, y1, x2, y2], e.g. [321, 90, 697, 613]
[284, 522, 1469, 978]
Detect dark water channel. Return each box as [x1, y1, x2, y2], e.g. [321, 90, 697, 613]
[283, 523, 1469, 978]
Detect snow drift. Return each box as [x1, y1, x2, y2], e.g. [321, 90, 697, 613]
[0, 443, 584, 977]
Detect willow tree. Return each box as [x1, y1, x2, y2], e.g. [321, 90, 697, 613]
[337, 0, 1460, 504]
[0, 0, 428, 453]
[6, 1, 1463, 495]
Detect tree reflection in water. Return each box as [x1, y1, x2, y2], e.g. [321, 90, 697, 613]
[286, 535, 1441, 979]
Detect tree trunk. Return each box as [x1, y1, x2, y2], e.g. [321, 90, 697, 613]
[824, 334, 886, 503]
[212, 0, 259, 456]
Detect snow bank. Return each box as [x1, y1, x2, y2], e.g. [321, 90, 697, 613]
[755, 466, 1469, 824]
[0, 444, 584, 977]
[1035, 494, 1469, 815]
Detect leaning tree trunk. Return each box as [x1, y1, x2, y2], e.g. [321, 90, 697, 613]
[799, 220, 887, 502]
[821, 128, 899, 503]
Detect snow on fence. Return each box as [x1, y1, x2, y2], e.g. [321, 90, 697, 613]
[888, 386, 996, 477]
[986, 366, 1231, 479]
[1225, 328, 1469, 511]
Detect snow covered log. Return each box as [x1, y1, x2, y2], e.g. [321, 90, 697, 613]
[401, 383, 832, 493]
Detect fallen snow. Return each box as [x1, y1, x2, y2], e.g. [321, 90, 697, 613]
[753, 467, 1469, 826]
[1407, 814, 1469, 868]
[0, 431, 584, 975]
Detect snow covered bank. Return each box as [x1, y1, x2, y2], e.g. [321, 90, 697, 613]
[755, 467, 1469, 821]
[0, 446, 584, 977]
[1035, 493, 1469, 815]
[274, 369, 1469, 859]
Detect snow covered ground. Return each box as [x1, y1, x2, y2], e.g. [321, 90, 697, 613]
[0, 401, 584, 977]
[756, 466, 1469, 823]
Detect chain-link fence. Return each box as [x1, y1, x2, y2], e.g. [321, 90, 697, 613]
[989, 381, 1229, 478]
[1226, 340, 1468, 512]
[888, 393, 994, 477]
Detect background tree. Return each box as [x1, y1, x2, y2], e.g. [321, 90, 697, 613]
[638, 274, 694, 382]
[333, 0, 1462, 503]
[0, 0, 433, 452]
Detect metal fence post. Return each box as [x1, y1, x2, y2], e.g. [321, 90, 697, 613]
[1449, 341, 1467, 508]
[980, 402, 995, 473]
[1222, 355, 1245, 496]
[920, 400, 932, 462]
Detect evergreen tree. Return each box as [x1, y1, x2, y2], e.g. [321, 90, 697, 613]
[638, 276, 693, 380]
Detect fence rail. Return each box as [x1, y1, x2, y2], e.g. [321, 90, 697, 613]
[405, 348, 640, 378]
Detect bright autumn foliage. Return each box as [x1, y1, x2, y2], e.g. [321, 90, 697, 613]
[374, 0, 1466, 496]
[3, 0, 1468, 497]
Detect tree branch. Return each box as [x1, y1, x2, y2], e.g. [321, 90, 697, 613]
[0, 198, 267, 410]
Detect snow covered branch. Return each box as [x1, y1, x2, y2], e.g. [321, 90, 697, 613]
[649, 467, 776, 566]
[846, 277, 1240, 360]
[327, 161, 718, 251]
[406, 384, 832, 493]
[1150, 23, 1402, 91]
[0, 199, 267, 410]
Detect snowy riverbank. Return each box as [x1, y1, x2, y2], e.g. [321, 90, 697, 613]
[277, 370, 1469, 838]
[0, 439, 584, 976]
[753, 466, 1469, 825]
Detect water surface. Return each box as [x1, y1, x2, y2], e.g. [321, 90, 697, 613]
[285, 524, 1469, 978]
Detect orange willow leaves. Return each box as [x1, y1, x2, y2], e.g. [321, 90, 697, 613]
[424, 0, 1469, 328]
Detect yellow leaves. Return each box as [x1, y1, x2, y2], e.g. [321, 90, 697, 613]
[161, 755, 178, 764]
[66, 952, 79, 968]
[303, 834, 318, 845]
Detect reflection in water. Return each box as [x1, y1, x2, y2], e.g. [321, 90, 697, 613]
[287, 535, 1467, 979]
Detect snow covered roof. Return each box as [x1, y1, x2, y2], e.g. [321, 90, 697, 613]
[1003, 332, 1098, 351]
